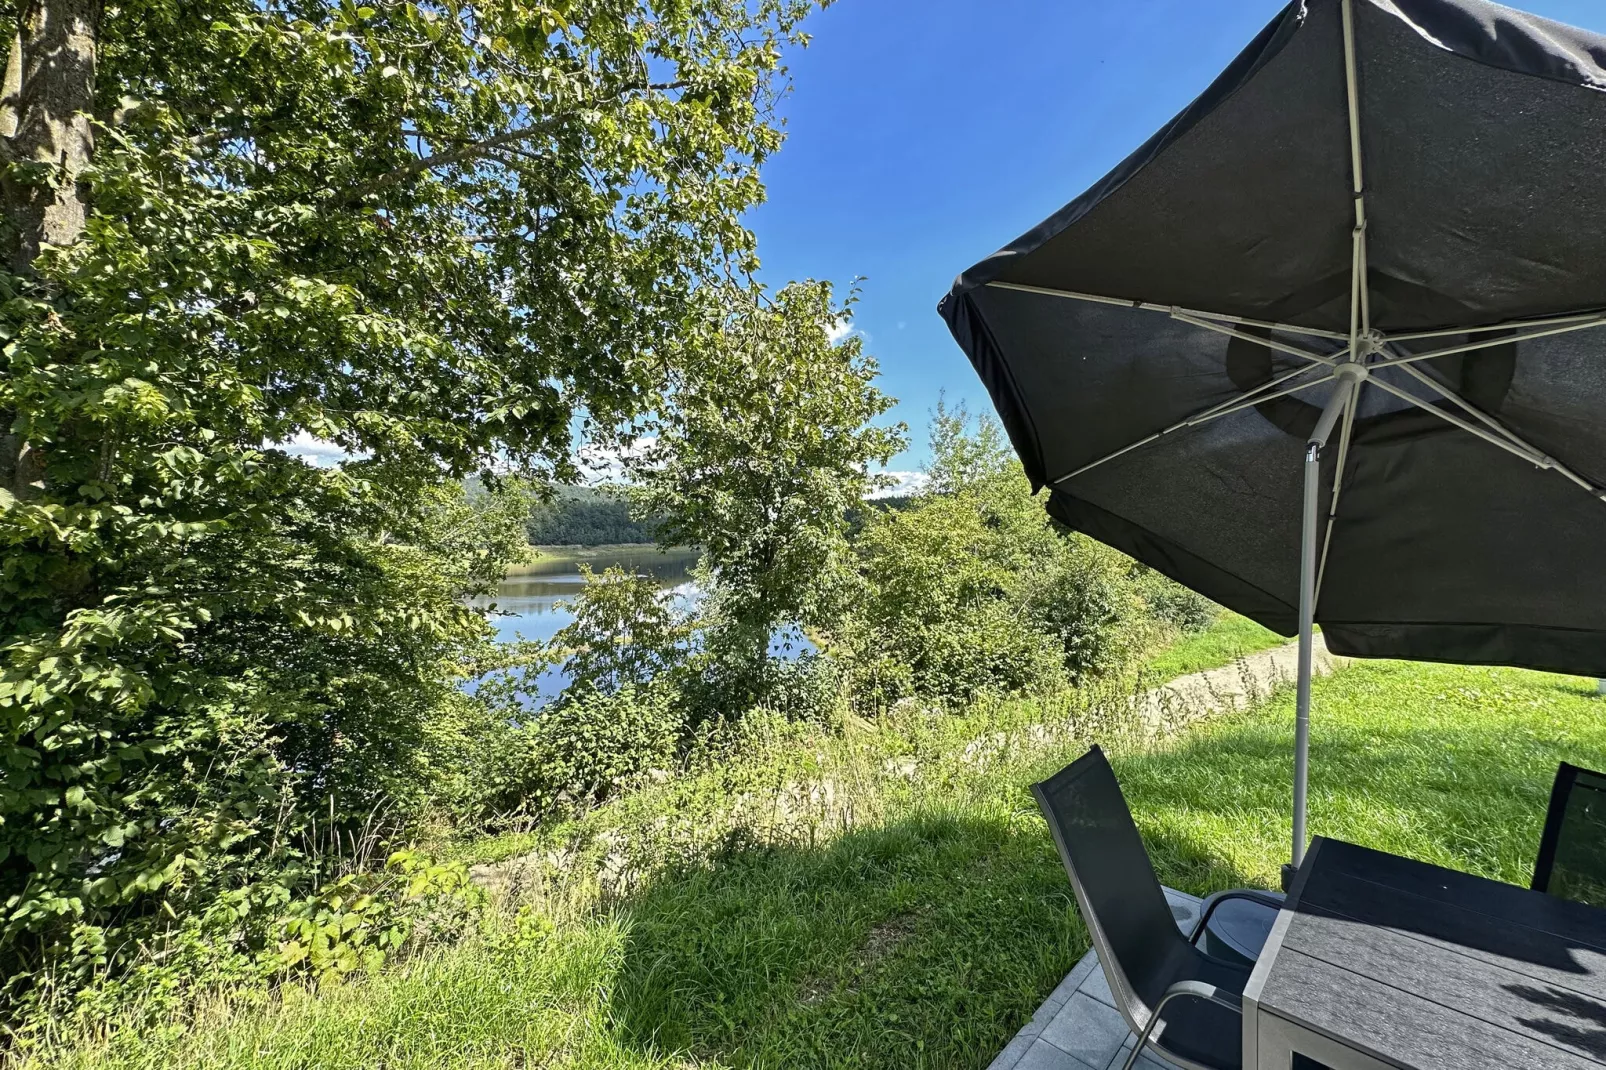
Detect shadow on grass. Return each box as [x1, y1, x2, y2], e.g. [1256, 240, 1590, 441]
[601, 695, 1592, 1069]
[606, 807, 1080, 1070]
[601, 797, 1263, 1068]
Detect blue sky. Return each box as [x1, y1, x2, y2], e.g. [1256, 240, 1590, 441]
[747, 0, 1606, 479]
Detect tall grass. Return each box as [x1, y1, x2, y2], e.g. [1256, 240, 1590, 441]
[24, 662, 1605, 1069]
[1141, 610, 1288, 683]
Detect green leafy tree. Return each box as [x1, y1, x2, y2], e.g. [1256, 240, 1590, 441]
[525, 486, 662, 546]
[0, 0, 814, 1006]
[550, 565, 685, 694]
[840, 406, 1148, 708]
[923, 396, 1014, 495]
[630, 281, 905, 702]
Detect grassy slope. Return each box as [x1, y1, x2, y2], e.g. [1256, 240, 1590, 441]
[1142, 611, 1288, 682]
[36, 663, 1606, 1070]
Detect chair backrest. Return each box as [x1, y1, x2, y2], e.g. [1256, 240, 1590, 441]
[1533, 761, 1606, 908]
[1032, 746, 1188, 1029]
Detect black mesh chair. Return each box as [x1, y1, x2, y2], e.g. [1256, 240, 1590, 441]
[1533, 761, 1606, 908]
[1032, 746, 1285, 1070]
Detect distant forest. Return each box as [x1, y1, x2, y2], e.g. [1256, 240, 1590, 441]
[523, 486, 916, 546]
[526, 486, 660, 546]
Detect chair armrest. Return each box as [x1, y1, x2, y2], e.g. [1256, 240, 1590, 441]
[1121, 981, 1243, 1070]
[1155, 978, 1244, 1015]
[1189, 888, 1286, 945]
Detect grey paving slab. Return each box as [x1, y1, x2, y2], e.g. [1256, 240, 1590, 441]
[985, 888, 1204, 1070]
[1038, 993, 1130, 1069]
[1039, 954, 1099, 1023]
[1012, 1038, 1092, 1070]
[1078, 961, 1117, 1009]
[1107, 1037, 1189, 1070]
[989, 1030, 1040, 1070]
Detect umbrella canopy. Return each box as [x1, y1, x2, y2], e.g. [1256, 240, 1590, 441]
[940, 0, 1606, 677]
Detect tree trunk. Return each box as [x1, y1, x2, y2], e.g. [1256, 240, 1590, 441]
[0, 0, 100, 497]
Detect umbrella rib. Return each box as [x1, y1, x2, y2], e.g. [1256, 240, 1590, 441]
[980, 280, 1350, 341]
[1342, 0, 1370, 350]
[1385, 310, 1606, 344]
[1050, 366, 1336, 485]
[1370, 316, 1606, 369]
[1365, 374, 1606, 501]
[1386, 358, 1606, 501]
[1170, 313, 1338, 367]
[1314, 376, 1363, 598]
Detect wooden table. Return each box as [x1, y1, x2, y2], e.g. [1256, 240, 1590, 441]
[1243, 836, 1606, 1070]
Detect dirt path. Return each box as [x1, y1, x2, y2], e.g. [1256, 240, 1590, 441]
[1134, 634, 1348, 733]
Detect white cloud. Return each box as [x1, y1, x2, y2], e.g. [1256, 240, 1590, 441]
[826, 317, 854, 344]
[867, 470, 928, 499]
[278, 432, 366, 468]
[575, 436, 656, 483]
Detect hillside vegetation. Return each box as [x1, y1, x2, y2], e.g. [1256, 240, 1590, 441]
[525, 486, 663, 547]
[30, 660, 1602, 1069]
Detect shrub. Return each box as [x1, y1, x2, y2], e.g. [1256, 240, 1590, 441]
[273, 850, 482, 984]
[832, 405, 1157, 708]
[454, 675, 685, 825]
[530, 683, 684, 813]
[1026, 543, 1149, 683]
[0, 475, 530, 1020]
[678, 645, 842, 727]
[1133, 568, 1219, 633]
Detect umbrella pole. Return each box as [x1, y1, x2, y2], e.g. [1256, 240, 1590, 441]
[1288, 389, 1351, 888]
[1286, 0, 1370, 889]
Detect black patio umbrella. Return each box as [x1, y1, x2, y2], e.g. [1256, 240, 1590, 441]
[939, 0, 1606, 875]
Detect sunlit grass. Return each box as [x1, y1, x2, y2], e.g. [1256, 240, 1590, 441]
[1142, 611, 1289, 683]
[31, 662, 1605, 1070]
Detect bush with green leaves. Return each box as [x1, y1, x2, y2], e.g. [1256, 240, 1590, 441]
[0, 476, 529, 1014]
[834, 404, 1152, 709]
[526, 682, 684, 813]
[1025, 543, 1152, 683]
[461, 674, 685, 823]
[1133, 567, 1220, 634]
[273, 850, 482, 984]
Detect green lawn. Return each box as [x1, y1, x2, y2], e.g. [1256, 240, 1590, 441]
[35, 662, 1605, 1070]
[1142, 610, 1289, 683]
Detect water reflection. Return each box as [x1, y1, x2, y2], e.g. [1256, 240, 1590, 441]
[474, 546, 701, 644]
[471, 545, 813, 707]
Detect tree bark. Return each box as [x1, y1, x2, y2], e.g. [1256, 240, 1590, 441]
[1, 0, 100, 497]
[0, 31, 21, 138]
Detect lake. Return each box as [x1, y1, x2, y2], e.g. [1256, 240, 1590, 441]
[476, 545, 702, 645]
[473, 544, 812, 705]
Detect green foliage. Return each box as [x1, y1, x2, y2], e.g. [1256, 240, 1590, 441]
[524, 487, 661, 547]
[1, 0, 815, 1017]
[1133, 568, 1219, 634]
[630, 281, 905, 689]
[550, 567, 687, 694]
[462, 677, 684, 824]
[274, 850, 481, 984]
[835, 403, 1147, 709]
[522, 683, 683, 814]
[451, 570, 691, 823]
[0, 476, 528, 1012]
[1025, 544, 1150, 683]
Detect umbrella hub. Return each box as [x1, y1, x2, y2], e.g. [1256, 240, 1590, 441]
[1355, 329, 1388, 360]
